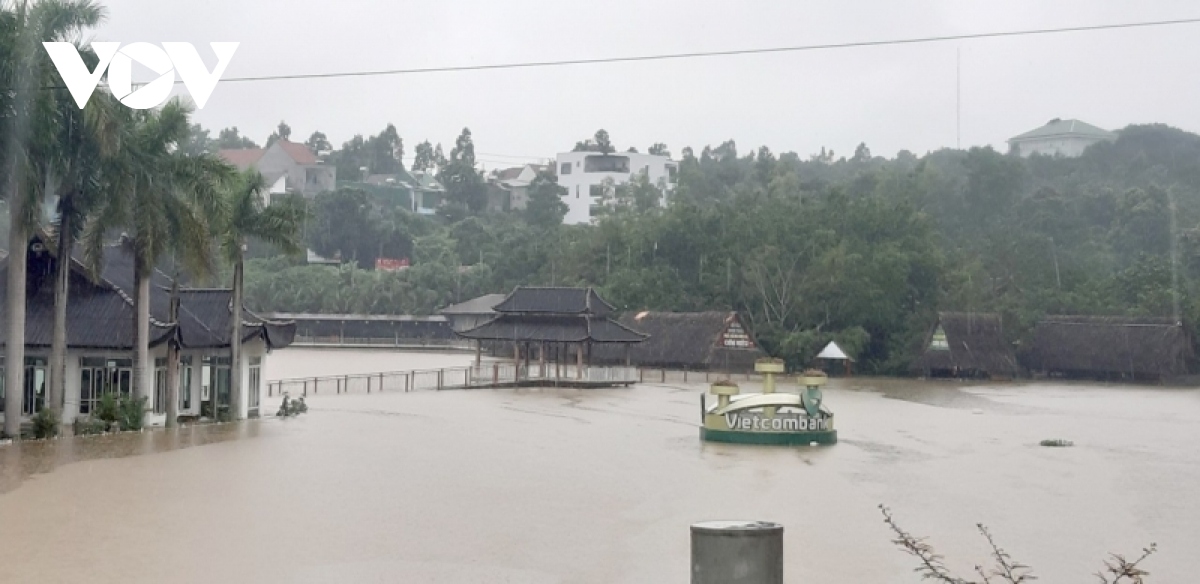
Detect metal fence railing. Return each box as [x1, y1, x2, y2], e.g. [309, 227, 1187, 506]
[292, 336, 471, 349]
[267, 363, 645, 397]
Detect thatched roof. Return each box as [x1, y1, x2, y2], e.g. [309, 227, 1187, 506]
[912, 312, 1019, 377]
[593, 311, 767, 370]
[1023, 315, 1191, 378]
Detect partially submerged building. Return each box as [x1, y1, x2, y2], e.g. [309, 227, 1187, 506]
[455, 287, 646, 381]
[262, 313, 455, 345]
[593, 311, 767, 371]
[439, 293, 507, 333]
[0, 236, 295, 427]
[1023, 315, 1191, 381]
[912, 312, 1020, 379]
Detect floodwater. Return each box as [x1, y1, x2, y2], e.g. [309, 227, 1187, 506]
[1, 348, 1197, 583]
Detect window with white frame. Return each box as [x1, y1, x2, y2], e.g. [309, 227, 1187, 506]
[154, 358, 167, 414]
[180, 356, 193, 411]
[249, 357, 262, 412]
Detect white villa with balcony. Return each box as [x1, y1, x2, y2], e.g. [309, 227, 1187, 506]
[555, 151, 678, 225]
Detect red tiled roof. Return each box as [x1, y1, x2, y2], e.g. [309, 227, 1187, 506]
[276, 139, 318, 165]
[219, 148, 264, 168]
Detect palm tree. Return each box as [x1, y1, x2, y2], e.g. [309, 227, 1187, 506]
[1, 0, 106, 438]
[38, 89, 124, 429]
[219, 170, 305, 420]
[83, 99, 231, 426]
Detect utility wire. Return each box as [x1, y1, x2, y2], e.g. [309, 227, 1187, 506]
[212, 18, 1200, 85]
[32, 16, 1200, 91]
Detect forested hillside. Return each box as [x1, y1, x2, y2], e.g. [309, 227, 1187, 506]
[242, 124, 1200, 373]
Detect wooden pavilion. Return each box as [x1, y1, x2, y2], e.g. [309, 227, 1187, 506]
[454, 286, 646, 382]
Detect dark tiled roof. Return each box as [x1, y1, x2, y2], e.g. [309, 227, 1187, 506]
[439, 293, 506, 316]
[0, 249, 173, 349]
[456, 314, 645, 344]
[0, 236, 294, 351]
[492, 287, 615, 316]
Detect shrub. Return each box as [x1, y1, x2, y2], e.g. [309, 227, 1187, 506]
[881, 505, 1155, 582]
[73, 417, 106, 436]
[118, 396, 146, 431]
[95, 394, 121, 427]
[30, 408, 59, 439]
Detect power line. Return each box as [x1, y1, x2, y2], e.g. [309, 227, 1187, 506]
[31, 17, 1200, 92]
[208, 17, 1200, 85]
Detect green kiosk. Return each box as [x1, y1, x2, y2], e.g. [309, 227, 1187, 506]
[700, 358, 837, 445]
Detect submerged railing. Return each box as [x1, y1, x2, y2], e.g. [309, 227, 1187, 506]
[266, 363, 642, 397]
[291, 335, 471, 349]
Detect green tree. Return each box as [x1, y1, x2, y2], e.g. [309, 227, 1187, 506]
[523, 170, 568, 228]
[412, 140, 435, 172]
[218, 170, 306, 420]
[215, 127, 258, 149]
[648, 143, 670, 157]
[1, 0, 106, 438]
[437, 128, 487, 218]
[305, 131, 331, 154]
[82, 100, 232, 425]
[40, 85, 124, 429]
[266, 120, 292, 147]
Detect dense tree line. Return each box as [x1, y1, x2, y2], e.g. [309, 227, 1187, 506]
[240, 123, 1200, 373]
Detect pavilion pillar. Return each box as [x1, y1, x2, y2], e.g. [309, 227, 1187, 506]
[576, 342, 584, 380]
[475, 341, 482, 367]
[539, 341, 546, 378]
[624, 343, 631, 367]
[555, 343, 561, 379]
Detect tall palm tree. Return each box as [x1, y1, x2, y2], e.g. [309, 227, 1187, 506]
[0, 0, 106, 438]
[83, 99, 231, 426]
[37, 88, 124, 429]
[219, 170, 305, 420]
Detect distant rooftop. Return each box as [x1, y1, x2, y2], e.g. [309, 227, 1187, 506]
[1009, 118, 1115, 143]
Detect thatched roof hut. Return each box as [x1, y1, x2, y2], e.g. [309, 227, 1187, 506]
[912, 312, 1019, 378]
[1023, 315, 1191, 380]
[592, 311, 767, 370]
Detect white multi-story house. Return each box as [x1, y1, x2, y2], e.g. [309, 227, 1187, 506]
[1007, 118, 1115, 158]
[554, 151, 678, 225]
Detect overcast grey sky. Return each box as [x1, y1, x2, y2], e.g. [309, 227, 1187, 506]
[92, 0, 1200, 168]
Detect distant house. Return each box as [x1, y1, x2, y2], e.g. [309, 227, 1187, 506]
[219, 139, 336, 199]
[1022, 315, 1191, 381]
[487, 164, 548, 211]
[1007, 118, 1115, 158]
[912, 312, 1019, 379]
[555, 151, 679, 225]
[352, 170, 446, 215]
[409, 171, 446, 215]
[592, 311, 767, 371]
[439, 293, 507, 333]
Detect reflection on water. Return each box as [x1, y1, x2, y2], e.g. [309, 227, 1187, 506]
[0, 421, 266, 494]
[0, 349, 1197, 584]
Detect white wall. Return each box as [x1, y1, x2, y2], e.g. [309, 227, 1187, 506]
[1015, 136, 1106, 158]
[554, 152, 678, 225]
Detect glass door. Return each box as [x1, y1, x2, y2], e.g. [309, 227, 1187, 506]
[22, 357, 47, 416]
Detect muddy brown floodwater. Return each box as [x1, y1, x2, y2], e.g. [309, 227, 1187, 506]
[1, 348, 1197, 583]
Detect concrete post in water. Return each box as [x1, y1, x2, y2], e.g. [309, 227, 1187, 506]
[691, 521, 783, 584]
